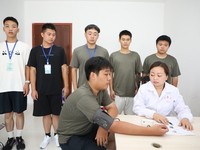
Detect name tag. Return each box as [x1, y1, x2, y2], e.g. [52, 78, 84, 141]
[44, 64, 51, 74]
[7, 62, 14, 71]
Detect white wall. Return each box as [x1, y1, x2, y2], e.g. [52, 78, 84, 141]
[164, 0, 200, 116]
[0, 0, 199, 116]
[24, 0, 164, 61]
[23, 0, 164, 104]
[0, 0, 25, 42]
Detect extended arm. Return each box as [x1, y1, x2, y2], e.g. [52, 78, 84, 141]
[109, 120, 168, 136]
[93, 108, 168, 137]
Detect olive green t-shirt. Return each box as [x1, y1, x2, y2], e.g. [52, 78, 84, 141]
[143, 54, 181, 84]
[57, 82, 113, 144]
[109, 51, 143, 97]
[70, 45, 109, 88]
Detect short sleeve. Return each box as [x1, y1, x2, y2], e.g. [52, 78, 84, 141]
[77, 95, 100, 123]
[70, 49, 79, 68]
[27, 47, 37, 67]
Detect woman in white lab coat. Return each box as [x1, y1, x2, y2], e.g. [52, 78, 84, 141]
[133, 61, 193, 130]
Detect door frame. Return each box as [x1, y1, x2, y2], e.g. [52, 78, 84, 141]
[32, 23, 73, 95]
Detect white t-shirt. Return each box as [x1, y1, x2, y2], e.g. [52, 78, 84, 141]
[0, 41, 30, 92]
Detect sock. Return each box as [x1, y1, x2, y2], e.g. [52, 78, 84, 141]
[16, 129, 23, 137]
[54, 133, 57, 136]
[45, 133, 51, 137]
[7, 131, 14, 138]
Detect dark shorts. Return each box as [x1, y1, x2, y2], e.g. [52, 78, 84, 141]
[60, 124, 106, 150]
[33, 93, 62, 116]
[0, 92, 27, 114]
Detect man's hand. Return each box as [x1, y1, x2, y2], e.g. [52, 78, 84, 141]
[62, 87, 69, 99]
[23, 83, 30, 97]
[110, 90, 115, 101]
[149, 124, 169, 136]
[179, 118, 193, 131]
[31, 90, 38, 100]
[95, 127, 108, 147]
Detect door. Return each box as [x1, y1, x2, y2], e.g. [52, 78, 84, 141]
[32, 23, 72, 95]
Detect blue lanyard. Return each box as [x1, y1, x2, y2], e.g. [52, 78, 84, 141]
[6, 40, 18, 60]
[86, 45, 97, 58]
[42, 44, 54, 64]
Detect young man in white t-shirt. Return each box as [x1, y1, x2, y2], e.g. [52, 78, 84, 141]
[0, 16, 30, 150]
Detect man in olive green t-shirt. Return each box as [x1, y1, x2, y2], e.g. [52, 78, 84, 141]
[109, 30, 143, 115]
[143, 35, 181, 87]
[57, 56, 168, 150]
[70, 24, 109, 90]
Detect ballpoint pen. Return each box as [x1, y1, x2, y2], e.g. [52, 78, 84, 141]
[167, 121, 173, 125]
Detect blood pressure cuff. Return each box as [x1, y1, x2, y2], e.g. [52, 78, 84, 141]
[92, 108, 114, 131]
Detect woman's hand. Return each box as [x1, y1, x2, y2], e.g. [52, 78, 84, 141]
[153, 113, 169, 125]
[179, 118, 193, 131]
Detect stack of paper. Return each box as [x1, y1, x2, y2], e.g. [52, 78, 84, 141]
[165, 117, 194, 135]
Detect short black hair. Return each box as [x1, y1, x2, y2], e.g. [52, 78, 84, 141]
[149, 61, 169, 76]
[3, 16, 18, 27]
[156, 35, 172, 46]
[85, 24, 100, 33]
[85, 56, 113, 80]
[42, 23, 56, 32]
[119, 30, 132, 39]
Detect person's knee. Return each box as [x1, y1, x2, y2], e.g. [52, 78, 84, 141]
[15, 112, 24, 118]
[43, 114, 51, 119]
[52, 114, 59, 119]
[5, 112, 14, 119]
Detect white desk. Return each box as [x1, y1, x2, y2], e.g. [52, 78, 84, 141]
[115, 115, 200, 150]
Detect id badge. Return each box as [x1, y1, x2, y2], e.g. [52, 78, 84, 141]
[44, 64, 51, 74]
[7, 62, 14, 71]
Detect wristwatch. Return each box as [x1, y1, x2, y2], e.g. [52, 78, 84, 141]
[25, 80, 30, 84]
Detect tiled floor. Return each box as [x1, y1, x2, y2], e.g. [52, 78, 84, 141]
[0, 104, 61, 150]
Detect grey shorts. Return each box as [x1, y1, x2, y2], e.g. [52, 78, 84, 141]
[114, 95, 135, 115]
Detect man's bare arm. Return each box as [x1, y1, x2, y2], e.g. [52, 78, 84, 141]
[71, 67, 78, 90]
[109, 121, 168, 136]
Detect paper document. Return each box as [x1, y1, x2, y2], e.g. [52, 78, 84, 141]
[164, 117, 194, 135]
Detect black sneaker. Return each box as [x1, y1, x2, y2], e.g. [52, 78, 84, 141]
[3, 137, 15, 150]
[16, 136, 25, 150]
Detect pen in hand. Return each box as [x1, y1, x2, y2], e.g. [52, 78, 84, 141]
[167, 121, 173, 125]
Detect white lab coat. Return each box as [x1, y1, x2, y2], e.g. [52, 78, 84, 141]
[133, 81, 193, 122]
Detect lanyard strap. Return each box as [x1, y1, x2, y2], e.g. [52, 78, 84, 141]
[42, 44, 54, 64]
[86, 45, 97, 58]
[6, 40, 18, 60]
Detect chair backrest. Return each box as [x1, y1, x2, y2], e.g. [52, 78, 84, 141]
[137, 75, 150, 89]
